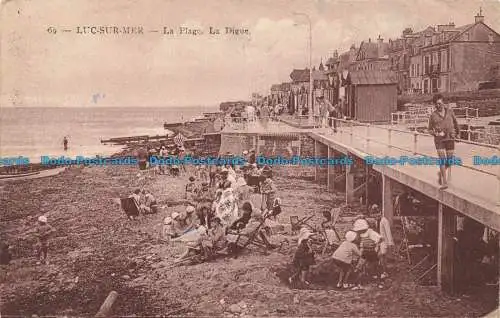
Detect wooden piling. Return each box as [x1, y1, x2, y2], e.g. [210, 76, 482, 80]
[95, 291, 118, 317]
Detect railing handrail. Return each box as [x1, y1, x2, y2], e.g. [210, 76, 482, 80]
[329, 116, 499, 149]
[326, 117, 499, 179]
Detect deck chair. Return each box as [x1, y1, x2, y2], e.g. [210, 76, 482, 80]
[121, 197, 141, 219]
[290, 215, 315, 234]
[226, 218, 269, 256]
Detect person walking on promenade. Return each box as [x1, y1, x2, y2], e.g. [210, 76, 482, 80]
[63, 136, 69, 151]
[260, 101, 270, 129]
[428, 93, 460, 189]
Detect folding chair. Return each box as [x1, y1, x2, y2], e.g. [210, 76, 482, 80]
[120, 197, 141, 219]
[226, 218, 269, 256]
[290, 215, 315, 235]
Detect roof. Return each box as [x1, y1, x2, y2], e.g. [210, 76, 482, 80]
[289, 69, 327, 82]
[357, 41, 389, 60]
[338, 51, 352, 70]
[280, 82, 291, 91]
[312, 70, 328, 81]
[326, 56, 337, 66]
[290, 69, 309, 82]
[270, 84, 281, 91]
[349, 70, 397, 85]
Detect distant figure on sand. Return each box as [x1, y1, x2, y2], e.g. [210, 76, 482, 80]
[63, 136, 69, 151]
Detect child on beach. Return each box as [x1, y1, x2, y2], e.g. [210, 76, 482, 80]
[289, 228, 315, 286]
[260, 171, 277, 213]
[332, 231, 361, 289]
[35, 216, 55, 265]
[353, 218, 384, 284]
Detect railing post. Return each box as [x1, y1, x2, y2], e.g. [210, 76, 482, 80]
[388, 128, 392, 148]
[465, 108, 469, 119]
[467, 125, 471, 141]
[413, 132, 418, 155]
[366, 123, 370, 150]
[497, 146, 500, 206]
[350, 120, 353, 144]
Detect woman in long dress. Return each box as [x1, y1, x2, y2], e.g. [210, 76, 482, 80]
[216, 181, 239, 226]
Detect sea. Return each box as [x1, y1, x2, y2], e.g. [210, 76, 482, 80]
[0, 106, 218, 163]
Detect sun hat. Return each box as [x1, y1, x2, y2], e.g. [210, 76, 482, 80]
[171, 212, 180, 220]
[353, 219, 369, 232]
[38, 215, 48, 223]
[298, 227, 313, 245]
[189, 176, 195, 182]
[345, 231, 357, 242]
[371, 204, 380, 211]
[164, 217, 173, 225]
[186, 206, 195, 214]
[243, 150, 249, 155]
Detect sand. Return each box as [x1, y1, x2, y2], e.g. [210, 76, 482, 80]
[0, 164, 497, 316]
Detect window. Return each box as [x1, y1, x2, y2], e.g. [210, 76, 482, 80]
[489, 33, 494, 44]
[441, 50, 448, 72]
[424, 55, 430, 74]
[465, 32, 470, 41]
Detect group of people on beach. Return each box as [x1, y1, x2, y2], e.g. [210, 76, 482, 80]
[290, 204, 394, 290]
[159, 149, 281, 262]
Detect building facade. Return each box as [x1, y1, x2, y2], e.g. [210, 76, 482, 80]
[405, 12, 500, 94]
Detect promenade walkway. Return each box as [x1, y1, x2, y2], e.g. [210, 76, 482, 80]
[313, 124, 500, 231]
[222, 117, 500, 231]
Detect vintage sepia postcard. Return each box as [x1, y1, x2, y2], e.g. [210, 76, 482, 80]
[1, 0, 500, 316]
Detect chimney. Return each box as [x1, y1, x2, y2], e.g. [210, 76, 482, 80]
[368, 38, 371, 43]
[475, 8, 484, 23]
[377, 35, 384, 57]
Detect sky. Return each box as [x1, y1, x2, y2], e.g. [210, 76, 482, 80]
[1, 0, 500, 108]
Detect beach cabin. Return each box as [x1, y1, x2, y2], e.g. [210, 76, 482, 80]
[345, 70, 397, 123]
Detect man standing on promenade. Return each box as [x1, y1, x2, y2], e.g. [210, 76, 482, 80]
[428, 93, 460, 189]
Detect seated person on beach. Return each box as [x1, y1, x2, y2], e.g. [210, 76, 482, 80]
[353, 219, 384, 281]
[141, 189, 158, 214]
[238, 211, 277, 250]
[170, 212, 185, 238]
[130, 189, 141, 207]
[229, 201, 253, 231]
[174, 225, 209, 263]
[332, 231, 361, 289]
[161, 216, 174, 242]
[183, 205, 197, 232]
[185, 176, 198, 201]
[202, 217, 228, 253]
[289, 228, 315, 286]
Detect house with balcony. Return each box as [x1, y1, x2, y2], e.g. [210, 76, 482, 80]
[409, 11, 500, 94]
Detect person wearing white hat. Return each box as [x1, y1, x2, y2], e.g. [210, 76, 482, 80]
[170, 212, 184, 238]
[183, 205, 197, 233]
[353, 217, 384, 281]
[332, 231, 361, 289]
[35, 215, 55, 265]
[289, 227, 315, 286]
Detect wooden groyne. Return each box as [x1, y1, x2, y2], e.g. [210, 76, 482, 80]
[100, 134, 171, 145]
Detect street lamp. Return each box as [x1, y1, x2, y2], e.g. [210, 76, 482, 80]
[293, 12, 313, 124]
